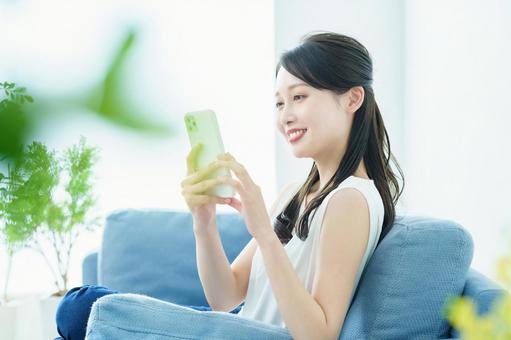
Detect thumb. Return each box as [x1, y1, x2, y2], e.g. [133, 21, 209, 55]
[226, 197, 242, 212]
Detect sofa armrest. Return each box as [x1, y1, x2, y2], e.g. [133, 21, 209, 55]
[450, 268, 508, 339]
[82, 251, 99, 285]
[462, 268, 508, 314]
[85, 293, 293, 339]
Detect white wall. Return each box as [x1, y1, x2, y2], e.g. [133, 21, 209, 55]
[0, 0, 276, 297]
[403, 0, 511, 281]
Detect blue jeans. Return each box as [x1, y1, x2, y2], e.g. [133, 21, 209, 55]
[55, 285, 241, 340]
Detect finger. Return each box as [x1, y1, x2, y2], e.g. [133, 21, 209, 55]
[186, 143, 203, 176]
[215, 159, 254, 186]
[226, 196, 242, 212]
[182, 176, 240, 195]
[184, 193, 231, 206]
[181, 160, 226, 187]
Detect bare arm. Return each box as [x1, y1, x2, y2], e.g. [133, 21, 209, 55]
[194, 220, 239, 311]
[195, 181, 298, 312]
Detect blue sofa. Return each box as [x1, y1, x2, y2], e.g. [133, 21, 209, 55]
[80, 209, 507, 339]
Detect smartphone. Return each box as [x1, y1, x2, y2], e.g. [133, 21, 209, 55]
[184, 109, 235, 198]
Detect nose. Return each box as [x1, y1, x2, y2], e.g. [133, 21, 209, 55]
[278, 104, 296, 128]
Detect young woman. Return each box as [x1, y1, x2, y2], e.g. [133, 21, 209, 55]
[54, 31, 403, 340]
[186, 31, 404, 339]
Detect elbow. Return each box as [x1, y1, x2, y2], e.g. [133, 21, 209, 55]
[295, 327, 340, 340]
[208, 302, 228, 312]
[209, 301, 239, 313]
[317, 323, 342, 340]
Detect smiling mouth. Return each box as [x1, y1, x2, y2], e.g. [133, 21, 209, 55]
[288, 129, 307, 143]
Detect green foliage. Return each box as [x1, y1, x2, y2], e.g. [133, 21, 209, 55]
[62, 136, 101, 232]
[1, 27, 174, 161]
[0, 82, 33, 160]
[0, 136, 101, 295]
[85, 29, 173, 136]
[1, 82, 34, 105]
[0, 142, 59, 252]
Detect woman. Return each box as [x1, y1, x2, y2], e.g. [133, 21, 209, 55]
[55, 31, 403, 340]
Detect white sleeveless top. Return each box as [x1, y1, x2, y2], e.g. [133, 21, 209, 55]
[236, 176, 385, 327]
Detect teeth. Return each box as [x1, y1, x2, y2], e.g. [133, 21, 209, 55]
[289, 129, 307, 138]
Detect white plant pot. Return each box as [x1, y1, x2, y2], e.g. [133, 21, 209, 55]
[0, 303, 18, 340]
[0, 294, 63, 340]
[40, 295, 63, 339]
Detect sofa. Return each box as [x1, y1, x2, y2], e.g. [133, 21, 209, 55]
[79, 209, 508, 339]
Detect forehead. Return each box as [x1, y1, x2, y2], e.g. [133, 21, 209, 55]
[275, 67, 309, 96]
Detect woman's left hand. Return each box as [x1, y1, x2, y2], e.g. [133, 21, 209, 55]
[216, 152, 274, 241]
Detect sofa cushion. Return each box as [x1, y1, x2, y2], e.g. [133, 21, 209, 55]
[340, 215, 474, 339]
[98, 209, 251, 306]
[85, 293, 293, 340]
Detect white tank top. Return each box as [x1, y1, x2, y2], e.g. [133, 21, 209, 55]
[236, 176, 385, 327]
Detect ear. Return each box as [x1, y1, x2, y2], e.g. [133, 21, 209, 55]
[346, 86, 365, 114]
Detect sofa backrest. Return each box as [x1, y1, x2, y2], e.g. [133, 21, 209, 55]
[99, 209, 251, 306]
[340, 215, 474, 339]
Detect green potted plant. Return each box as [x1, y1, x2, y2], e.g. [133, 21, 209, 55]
[0, 137, 101, 295]
[0, 137, 101, 339]
[0, 83, 102, 339]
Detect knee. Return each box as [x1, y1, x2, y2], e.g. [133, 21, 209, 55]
[56, 285, 119, 340]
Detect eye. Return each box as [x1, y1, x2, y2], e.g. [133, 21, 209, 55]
[275, 95, 306, 109]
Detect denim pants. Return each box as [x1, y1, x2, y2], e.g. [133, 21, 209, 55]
[54, 285, 242, 340]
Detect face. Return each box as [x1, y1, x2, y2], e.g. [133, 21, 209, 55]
[274, 67, 352, 160]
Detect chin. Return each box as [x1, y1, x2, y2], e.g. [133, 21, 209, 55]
[290, 146, 310, 159]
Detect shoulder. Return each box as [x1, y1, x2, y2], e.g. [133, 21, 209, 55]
[325, 187, 370, 220]
[325, 179, 383, 221]
[320, 187, 370, 239]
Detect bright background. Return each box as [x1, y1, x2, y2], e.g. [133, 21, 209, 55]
[0, 0, 510, 298]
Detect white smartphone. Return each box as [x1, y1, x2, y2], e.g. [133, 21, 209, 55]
[184, 109, 235, 198]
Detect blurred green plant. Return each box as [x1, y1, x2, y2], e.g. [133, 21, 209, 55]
[0, 25, 176, 302]
[443, 238, 511, 339]
[1, 27, 174, 164]
[0, 82, 34, 160]
[83, 28, 174, 135]
[0, 136, 101, 299]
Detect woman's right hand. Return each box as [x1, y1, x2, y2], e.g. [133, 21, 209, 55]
[180, 143, 231, 232]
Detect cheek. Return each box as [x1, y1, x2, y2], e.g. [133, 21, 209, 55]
[316, 114, 345, 140]
[276, 120, 285, 135]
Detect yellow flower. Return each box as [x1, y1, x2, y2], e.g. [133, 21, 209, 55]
[446, 235, 511, 339]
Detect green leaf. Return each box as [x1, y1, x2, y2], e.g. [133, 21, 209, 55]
[84, 29, 173, 136]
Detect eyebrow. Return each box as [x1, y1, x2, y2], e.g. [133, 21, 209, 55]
[275, 83, 309, 97]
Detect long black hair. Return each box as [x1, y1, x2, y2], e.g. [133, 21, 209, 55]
[273, 31, 404, 247]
